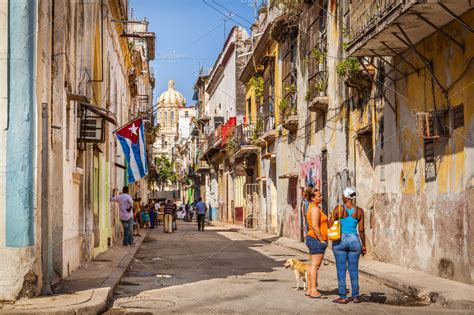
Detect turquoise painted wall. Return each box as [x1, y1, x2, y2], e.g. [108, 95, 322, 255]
[6, 0, 36, 247]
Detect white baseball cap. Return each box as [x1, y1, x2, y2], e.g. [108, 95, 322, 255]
[343, 187, 358, 199]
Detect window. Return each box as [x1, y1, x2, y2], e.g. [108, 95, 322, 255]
[171, 111, 175, 126]
[185, 111, 189, 118]
[424, 138, 436, 182]
[164, 111, 168, 127]
[306, 2, 328, 101]
[453, 105, 464, 129]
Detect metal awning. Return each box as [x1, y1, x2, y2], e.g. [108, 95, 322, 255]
[79, 103, 118, 125]
[67, 93, 117, 125]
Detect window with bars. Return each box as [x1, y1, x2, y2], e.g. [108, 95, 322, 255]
[282, 38, 298, 109]
[453, 105, 464, 129]
[306, 1, 328, 101]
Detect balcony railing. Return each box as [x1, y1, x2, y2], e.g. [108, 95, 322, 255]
[348, 1, 471, 56]
[234, 123, 257, 148]
[350, 0, 399, 41]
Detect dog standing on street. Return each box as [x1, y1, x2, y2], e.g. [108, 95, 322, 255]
[284, 258, 309, 291]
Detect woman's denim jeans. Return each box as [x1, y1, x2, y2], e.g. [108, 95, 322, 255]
[332, 233, 362, 298]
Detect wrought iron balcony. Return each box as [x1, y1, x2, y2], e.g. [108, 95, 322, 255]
[347, 0, 471, 56]
[229, 123, 259, 159]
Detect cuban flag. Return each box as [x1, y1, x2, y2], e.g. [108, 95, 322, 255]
[115, 118, 148, 183]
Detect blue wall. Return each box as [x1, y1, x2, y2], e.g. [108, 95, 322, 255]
[6, 0, 36, 247]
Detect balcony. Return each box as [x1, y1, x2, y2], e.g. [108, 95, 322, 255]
[230, 123, 259, 159]
[256, 113, 277, 144]
[195, 160, 210, 174]
[347, 0, 471, 56]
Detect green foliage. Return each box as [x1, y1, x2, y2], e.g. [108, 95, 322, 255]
[149, 155, 177, 190]
[305, 89, 313, 102]
[249, 75, 265, 104]
[278, 98, 289, 115]
[252, 116, 264, 144]
[310, 48, 325, 64]
[285, 84, 297, 95]
[315, 78, 327, 93]
[336, 56, 361, 77]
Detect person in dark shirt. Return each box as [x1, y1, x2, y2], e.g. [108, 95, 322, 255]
[172, 203, 178, 231]
[164, 200, 174, 233]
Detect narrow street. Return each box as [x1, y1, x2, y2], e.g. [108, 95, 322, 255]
[106, 222, 461, 314]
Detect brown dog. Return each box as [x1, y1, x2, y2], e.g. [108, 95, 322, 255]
[284, 258, 308, 291]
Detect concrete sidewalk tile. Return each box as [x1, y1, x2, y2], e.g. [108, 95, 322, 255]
[214, 222, 474, 310]
[0, 234, 145, 314]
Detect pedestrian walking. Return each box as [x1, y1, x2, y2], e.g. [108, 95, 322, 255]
[149, 201, 156, 229]
[110, 186, 135, 246]
[304, 188, 328, 299]
[184, 202, 190, 221]
[195, 197, 207, 231]
[329, 187, 367, 304]
[164, 199, 174, 233]
[172, 202, 178, 231]
[141, 206, 150, 229]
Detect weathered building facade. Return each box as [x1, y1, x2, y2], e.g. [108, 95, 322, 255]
[0, 0, 155, 301]
[190, 0, 474, 285]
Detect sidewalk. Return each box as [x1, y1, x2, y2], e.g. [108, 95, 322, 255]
[210, 221, 474, 310]
[0, 234, 145, 314]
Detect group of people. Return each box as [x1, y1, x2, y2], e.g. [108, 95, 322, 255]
[111, 187, 209, 245]
[303, 186, 367, 304]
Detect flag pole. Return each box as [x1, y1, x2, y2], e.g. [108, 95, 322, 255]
[112, 99, 164, 133]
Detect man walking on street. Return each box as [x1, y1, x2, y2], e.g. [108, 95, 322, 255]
[111, 186, 136, 246]
[164, 199, 174, 233]
[195, 197, 207, 231]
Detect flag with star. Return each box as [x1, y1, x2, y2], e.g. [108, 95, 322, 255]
[115, 118, 148, 183]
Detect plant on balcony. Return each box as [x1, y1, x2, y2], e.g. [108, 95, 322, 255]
[336, 56, 373, 91]
[249, 75, 264, 105]
[285, 83, 297, 95]
[278, 98, 289, 117]
[315, 77, 327, 97]
[270, 0, 305, 42]
[305, 88, 313, 102]
[310, 48, 325, 64]
[226, 137, 236, 153]
[342, 26, 353, 50]
[251, 117, 264, 144]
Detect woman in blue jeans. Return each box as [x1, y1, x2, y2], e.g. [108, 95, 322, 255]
[329, 187, 367, 304]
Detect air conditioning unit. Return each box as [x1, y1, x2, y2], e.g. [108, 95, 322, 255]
[77, 117, 105, 143]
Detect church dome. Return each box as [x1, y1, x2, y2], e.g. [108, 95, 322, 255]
[157, 79, 185, 106]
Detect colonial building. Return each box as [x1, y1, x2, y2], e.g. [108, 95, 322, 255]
[192, 0, 474, 286]
[0, 0, 155, 301]
[198, 26, 250, 222]
[153, 80, 185, 160]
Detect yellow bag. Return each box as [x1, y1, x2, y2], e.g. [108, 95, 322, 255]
[328, 205, 342, 241]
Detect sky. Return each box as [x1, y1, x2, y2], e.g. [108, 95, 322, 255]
[130, 0, 259, 106]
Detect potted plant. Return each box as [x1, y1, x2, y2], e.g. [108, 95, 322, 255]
[336, 56, 372, 90]
[311, 48, 325, 72]
[315, 78, 327, 97]
[278, 98, 289, 118]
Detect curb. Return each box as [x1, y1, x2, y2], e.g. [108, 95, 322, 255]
[219, 224, 474, 310]
[0, 234, 145, 314]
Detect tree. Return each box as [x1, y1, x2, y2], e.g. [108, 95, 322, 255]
[148, 155, 177, 191]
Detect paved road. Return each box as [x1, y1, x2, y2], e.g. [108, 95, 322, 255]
[106, 222, 464, 314]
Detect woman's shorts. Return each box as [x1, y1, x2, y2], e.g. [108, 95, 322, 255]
[306, 236, 328, 254]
